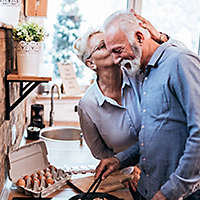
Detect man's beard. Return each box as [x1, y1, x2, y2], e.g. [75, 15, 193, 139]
[120, 42, 142, 76]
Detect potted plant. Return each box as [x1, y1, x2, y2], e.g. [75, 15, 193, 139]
[12, 22, 46, 76]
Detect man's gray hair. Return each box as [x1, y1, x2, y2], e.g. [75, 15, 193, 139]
[103, 10, 150, 42]
[73, 26, 103, 64]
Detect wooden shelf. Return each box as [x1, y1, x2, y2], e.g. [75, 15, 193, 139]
[5, 73, 52, 120]
[7, 74, 52, 82]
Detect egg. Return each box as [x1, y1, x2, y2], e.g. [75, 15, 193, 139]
[45, 171, 52, 178]
[38, 174, 46, 181]
[48, 165, 57, 172]
[46, 177, 54, 185]
[44, 168, 50, 173]
[32, 179, 40, 191]
[31, 172, 39, 178]
[39, 175, 47, 188]
[48, 165, 54, 169]
[37, 170, 45, 176]
[23, 176, 32, 189]
[16, 178, 26, 187]
[23, 175, 30, 181]
[32, 177, 40, 185]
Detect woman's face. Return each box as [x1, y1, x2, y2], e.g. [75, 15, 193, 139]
[87, 32, 115, 68]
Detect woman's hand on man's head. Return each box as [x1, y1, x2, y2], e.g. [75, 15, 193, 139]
[130, 9, 168, 44]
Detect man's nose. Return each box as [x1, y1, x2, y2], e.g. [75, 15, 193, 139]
[112, 54, 121, 65]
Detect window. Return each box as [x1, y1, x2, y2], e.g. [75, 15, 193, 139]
[42, 0, 127, 86]
[141, 0, 200, 53]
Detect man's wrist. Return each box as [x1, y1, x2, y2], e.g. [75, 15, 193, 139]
[156, 32, 169, 44]
[152, 190, 167, 200]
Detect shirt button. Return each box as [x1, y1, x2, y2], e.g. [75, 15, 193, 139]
[141, 143, 144, 146]
[142, 157, 146, 161]
[143, 91, 146, 95]
[143, 109, 146, 112]
[141, 125, 144, 129]
[144, 77, 148, 80]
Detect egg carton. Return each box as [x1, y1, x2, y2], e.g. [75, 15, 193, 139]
[8, 141, 71, 198]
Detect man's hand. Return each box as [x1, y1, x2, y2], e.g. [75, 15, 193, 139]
[151, 191, 167, 200]
[95, 157, 120, 180]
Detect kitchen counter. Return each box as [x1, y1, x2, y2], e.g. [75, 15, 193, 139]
[8, 136, 133, 200]
[9, 177, 132, 199]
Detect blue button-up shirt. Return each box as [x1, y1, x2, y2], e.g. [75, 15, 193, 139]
[116, 43, 200, 200]
[78, 69, 141, 159]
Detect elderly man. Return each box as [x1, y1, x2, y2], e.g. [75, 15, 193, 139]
[95, 10, 200, 200]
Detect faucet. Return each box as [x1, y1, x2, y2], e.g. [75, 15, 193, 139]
[49, 84, 61, 126]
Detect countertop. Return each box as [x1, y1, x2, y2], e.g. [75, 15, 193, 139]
[8, 135, 133, 200]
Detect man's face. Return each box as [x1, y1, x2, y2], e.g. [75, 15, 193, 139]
[104, 25, 142, 75]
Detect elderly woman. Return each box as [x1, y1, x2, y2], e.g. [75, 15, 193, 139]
[74, 27, 141, 159]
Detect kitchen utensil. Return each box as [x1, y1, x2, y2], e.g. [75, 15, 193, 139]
[81, 167, 106, 199]
[30, 104, 45, 129]
[66, 180, 84, 193]
[26, 126, 40, 140]
[69, 192, 123, 200]
[68, 168, 123, 200]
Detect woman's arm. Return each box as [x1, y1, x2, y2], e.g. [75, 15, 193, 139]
[78, 102, 114, 159]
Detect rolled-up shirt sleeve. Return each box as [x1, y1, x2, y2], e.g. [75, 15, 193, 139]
[115, 142, 140, 169]
[78, 101, 114, 159]
[160, 52, 200, 199]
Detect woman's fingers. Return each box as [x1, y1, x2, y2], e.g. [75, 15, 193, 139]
[130, 10, 161, 41]
[130, 8, 147, 24]
[130, 8, 136, 15]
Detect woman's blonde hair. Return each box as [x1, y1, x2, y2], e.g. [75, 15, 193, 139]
[73, 26, 103, 64]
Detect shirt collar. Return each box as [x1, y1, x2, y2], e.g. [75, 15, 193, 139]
[122, 69, 131, 89]
[141, 42, 173, 77]
[94, 69, 131, 106]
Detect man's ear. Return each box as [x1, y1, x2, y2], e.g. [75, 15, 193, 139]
[135, 31, 145, 46]
[85, 59, 97, 71]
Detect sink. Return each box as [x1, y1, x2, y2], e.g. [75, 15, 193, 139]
[40, 126, 83, 142]
[40, 126, 98, 168]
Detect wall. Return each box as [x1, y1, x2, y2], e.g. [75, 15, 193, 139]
[35, 96, 81, 127]
[0, 28, 27, 193]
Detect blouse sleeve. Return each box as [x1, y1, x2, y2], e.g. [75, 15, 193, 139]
[78, 101, 114, 160]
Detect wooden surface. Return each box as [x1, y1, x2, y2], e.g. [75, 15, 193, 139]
[25, 0, 48, 16]
[7, 74, 52, 82]
[36, 94, 82, 100]
[71, 171, 131, 193]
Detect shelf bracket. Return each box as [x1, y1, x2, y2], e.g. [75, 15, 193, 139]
[5, 73, 51, 120]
